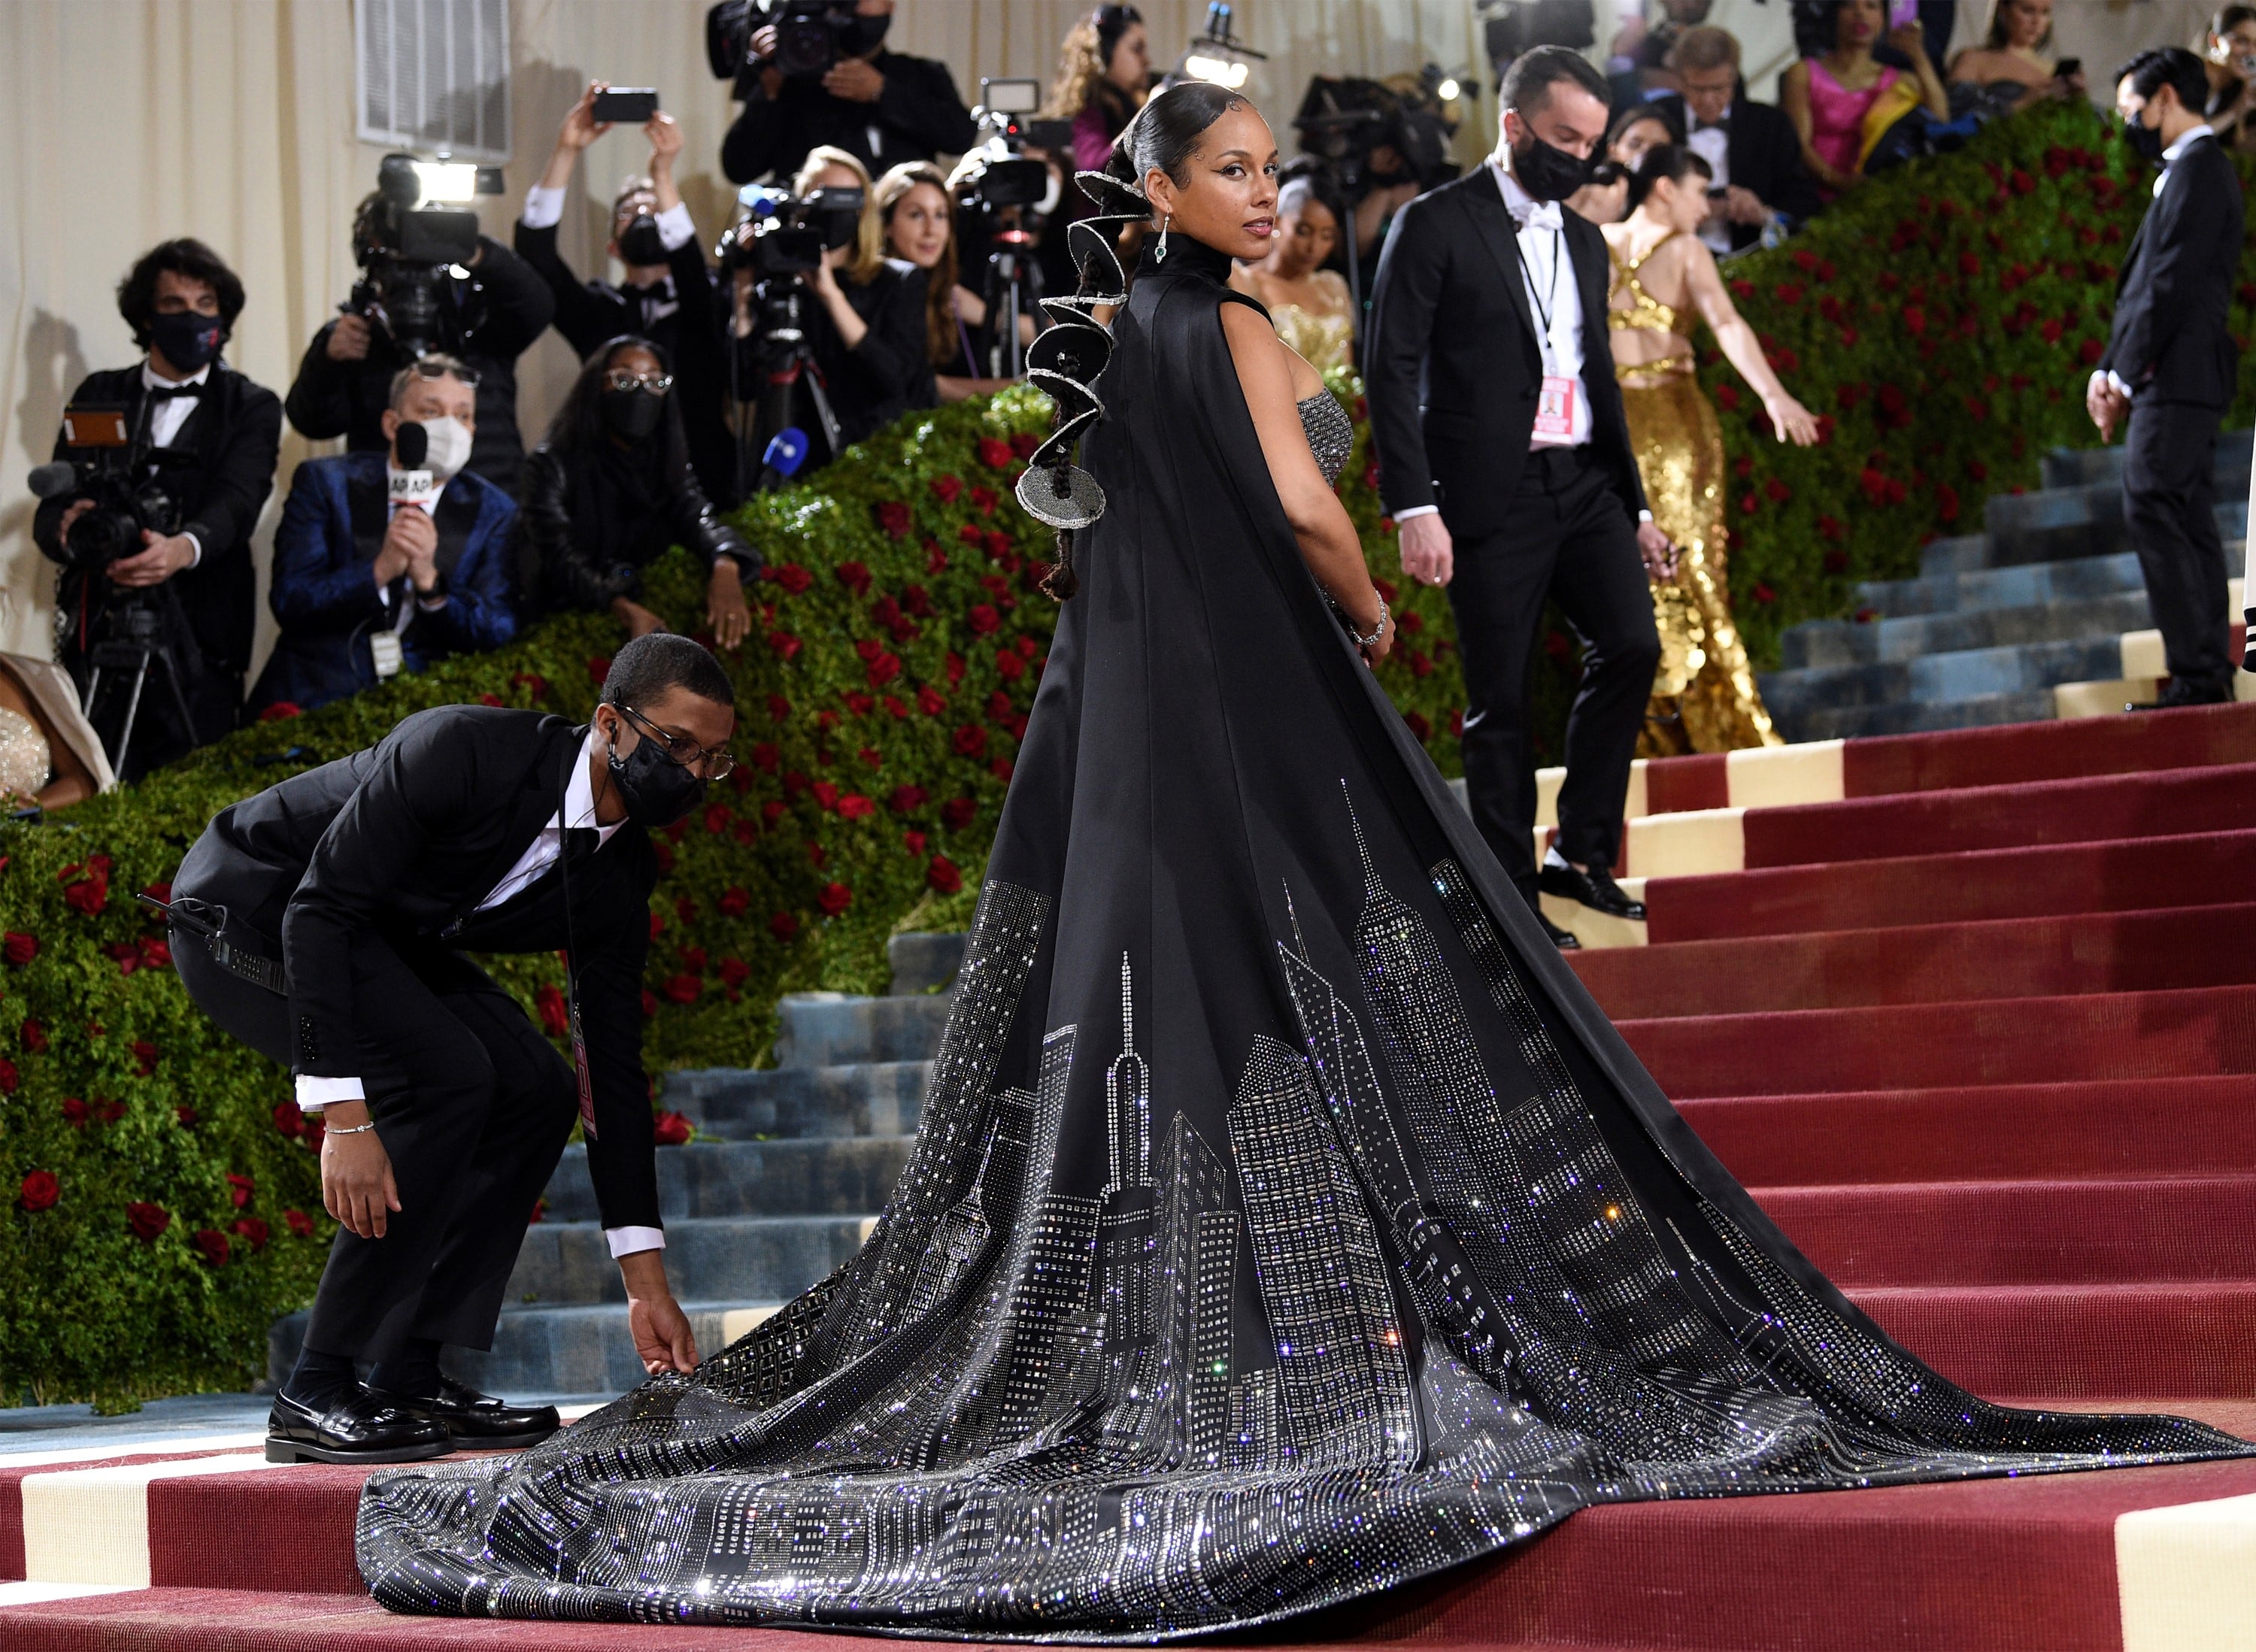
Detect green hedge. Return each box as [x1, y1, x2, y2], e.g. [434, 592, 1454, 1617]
[5, 102, 2249, 1406]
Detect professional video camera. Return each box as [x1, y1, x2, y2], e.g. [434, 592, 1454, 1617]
[705, 0, 884, 81]
[951, 78, 1066, 383]
[347, 153, 485, 362]
[717, 182, 868, 487]
[1292, 74, 1459, 204]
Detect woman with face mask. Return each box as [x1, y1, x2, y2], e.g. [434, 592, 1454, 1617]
[516, 338, 760, 647]
[1227, 171, 1356, 372]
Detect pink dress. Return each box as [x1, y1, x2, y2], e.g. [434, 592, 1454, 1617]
[1806, 58, 1899, 180]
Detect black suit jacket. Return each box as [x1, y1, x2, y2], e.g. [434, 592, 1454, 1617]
[181, 706, 660, 1230]
[2101, 134, 2244, 408]
[1366, 170, 1648, 537]
[720, 50, 977, 183]
[1647, 94, 1823, 247]
[32, 361, 283, 684]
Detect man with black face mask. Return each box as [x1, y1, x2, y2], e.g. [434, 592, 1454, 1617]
[160, 632, 736, 1465]
[719, 0, 976, 184]
[1367, 45, 1673, 950]
[516, 86, 737, 504]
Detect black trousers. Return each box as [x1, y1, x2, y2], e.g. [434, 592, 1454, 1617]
[1444, 447, 1660, 906]
[2124, 399, 2232, 696]
[170, 898, 578, 1364]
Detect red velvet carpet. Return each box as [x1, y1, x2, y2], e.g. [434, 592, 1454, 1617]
[4, 704, 2251, 1650]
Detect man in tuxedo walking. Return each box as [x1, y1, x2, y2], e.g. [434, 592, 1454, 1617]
[1368, 46, 1675, 949]
[165, 633, 736, 1463]
[2088, 47, 2245, 709]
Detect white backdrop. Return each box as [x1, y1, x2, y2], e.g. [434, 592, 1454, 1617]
[0, 0, 2205, 668]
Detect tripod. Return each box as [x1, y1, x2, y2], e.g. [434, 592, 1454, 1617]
[735, 278, 844, 493]
[80, 599, 196, 784]
[982, 228, 1039, 381]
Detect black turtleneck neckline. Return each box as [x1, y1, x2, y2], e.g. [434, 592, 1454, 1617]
[1136, 229, 1238, 286]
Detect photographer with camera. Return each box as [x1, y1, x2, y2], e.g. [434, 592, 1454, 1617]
[286, 161, 555, 493]
[878, 162, 1024, 402]
[517, 84, 734, 503]
[251, 356, 518, 716]
[715, 0, 975, 185]
[520, 338, 758, 647]
[32, 238, 282, 778]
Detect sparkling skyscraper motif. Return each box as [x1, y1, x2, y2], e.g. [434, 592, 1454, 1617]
[1095, 955, 1160, 1443]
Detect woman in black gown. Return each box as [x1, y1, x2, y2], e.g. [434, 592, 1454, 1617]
[359, 86, 2248, 1639]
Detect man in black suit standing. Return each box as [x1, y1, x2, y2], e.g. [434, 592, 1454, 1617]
[1368, 46, 1674, 949]
[164, 634, 735, 1463]
[2089, 47, 2245, 710]
[33, 239, 282, 778]
[1649, 27, 1821, 253]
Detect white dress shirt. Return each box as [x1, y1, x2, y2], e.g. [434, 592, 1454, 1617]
[521, 186, 696, 328]
[141, 360, 208, 567]
[293, 729, 657, 1257]
[2091, 125, 2215, 402]
[374, 465, 453, 630]
[1686, 120, 1733, 254]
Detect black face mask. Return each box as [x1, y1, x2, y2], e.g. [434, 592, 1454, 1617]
[605, 716, 707, 828]
[1511, 129, 1596, 202]
[602, 386, 666, 441]
[617, 214, 668, 265]
[2120, 111, 2166, 164]
[148, 310, 224, 373]
[844, 11, 890, 53]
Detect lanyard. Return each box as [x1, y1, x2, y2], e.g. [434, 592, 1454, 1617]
[1524, 226, 1567, 360]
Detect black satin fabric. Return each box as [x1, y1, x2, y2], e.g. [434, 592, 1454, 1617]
[356, 233, 2251, 1641]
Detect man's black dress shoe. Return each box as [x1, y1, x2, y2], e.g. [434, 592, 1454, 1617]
[1539, 859, 1647, 921]
[265, 1385, 453, 1465]
[1539, 911, 1582, 950]
[368, 1374, 561, 1450]
[2130, 679, 2233, 712]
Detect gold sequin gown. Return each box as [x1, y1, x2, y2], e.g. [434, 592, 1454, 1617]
[1608, 234, 1781, 754]
[1265, 271, 1355, 374]
[0, 706, 51, 802]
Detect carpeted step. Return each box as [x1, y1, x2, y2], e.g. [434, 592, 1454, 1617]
[1755, 1174, 2256, 1286]
[1833, 697, 2256, 795]
[539, 1136, 914, 1221]
[659, 1058, 930, 1140]
[1572, 902, 2252, 1019]
[1643, 827, 2256, 944]
[1678, 1075, 2256, 1187]
[1620, 984, 2256, 1097]
[1854, 1281, 2256, 1399]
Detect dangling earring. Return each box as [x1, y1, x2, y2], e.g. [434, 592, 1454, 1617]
[1157, 213, 1170, 262]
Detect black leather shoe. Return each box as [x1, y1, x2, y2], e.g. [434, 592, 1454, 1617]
[1539, 911, 1582, 950]
[2130, 678, 2233, 712]
[1539, 859, 1647, 921]
[368, 1374, 560, 1450]
[265, 1385, 453, 1465]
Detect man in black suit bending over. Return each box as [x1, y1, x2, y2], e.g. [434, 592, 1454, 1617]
[2088, 47, 2245, 710]
[165, 634, 735, 1463]
[1368, 46, 1675, 950]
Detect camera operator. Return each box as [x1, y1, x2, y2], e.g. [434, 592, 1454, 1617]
[520, 338, 759, 647]
[730, 147, 932, 472]
[516, 84, 735, 503]
[717, 0, 976, 185]
[32, 238, 282, 777]
[252, 356, 518, 716]
[286, 169, 555, 493]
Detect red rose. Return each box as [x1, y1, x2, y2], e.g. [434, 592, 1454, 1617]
[1009, 431, 1040, 459]
[478, 693, 504, 708]
[231, 1217, 269, 1251]
[650, 912, 666, 941]
[0, 1057, 17, 1095]
[653, 1110, 694, 1146]
[945, 652, 967, 686]
[1714, 383, 1740, 412]
[952, 724, 988, 758]
[857, 745, 882, 770]
[285, 1208, 315, 1238]
[837, 560, 874, 596]
[675, 896, 699, 926]
[1823, 550, 1850, 574]
[768, 695, 793, 724]
[866, 651, 902, 688]
[768, 630, 803, 661]
[138, 935, 171, 971]
[679, 945, 708, 975]
[587, 656, 613, 684]
[977, 436, 1014, 469]
[702, 802, 732, 837]
[63, 1097, 89, 1127]
[175, 1105, 198, 1128]
[812, 780, 841, 811]
[19, 1171, 59, 1212]
[258, 702, 302, 722]
[925, 539, 949, 573]
[3, 932, 35, 967]
[1450, 709, 1465, 736]
[126, 1202, 171, 1241]
[1752, 583, 1778, 604]
[990, 758, 1014, 782]
[817, 881, 853, 917]
[1936, 482, 1961, 524]
[641, 988, 660, 1018]
[889, 784, 929, 815]
[903, 830, 928, 856]
[926, 856, 963, 895]
[970, 483, 998, 517]
[718, 886, 750, 919]
[838, 793, 878, 820]
[967, 604, 1001, 635]
[193, 1228, 230, 1267]
[511, 671, 550, 699]
[982, 529, 1012, 561]
[663, 973, 701, 1005]
[873, 501, 911, 539]
[142, 881, 173, 905]
[63, 879, 107, 917]
[95, 1098, 125, 1125]
[917, 684, 947, 717]
[770, 911, 800, 941]
[651, 840, 675, 874]
[105, 941, 141, 975]
[883, 695, 908, 720]
[226, 1172, 254, 1208]
[941, 796, 977, 831]
[762, 800, 788, 826]
[1405, 711, 1432, 742]
[271, 1101, 302, 1138]
[535, 984, 569, 1038]
[929, 474, 963, 504]
[2078, 338, 2103, 365]
[996, 650, 1026, 681]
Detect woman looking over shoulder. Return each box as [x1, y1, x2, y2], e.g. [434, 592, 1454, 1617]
[1602, 144, 1819, 752]
[1227, 173, 1356, 373]
[1780, 0, 1949, 194]
[1945, 0, 2085, 114]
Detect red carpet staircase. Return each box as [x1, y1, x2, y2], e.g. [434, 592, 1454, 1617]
[4, 706, 2253, 1650]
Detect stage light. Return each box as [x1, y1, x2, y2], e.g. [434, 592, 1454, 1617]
[1184, 52, 1251, 88]
[412, 161, 480, 204]
[1175, 2, 1264, 92]
[1436, 76, 1461, 102]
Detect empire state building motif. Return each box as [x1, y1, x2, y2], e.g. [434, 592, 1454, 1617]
[1096, 953, 1160, 1428]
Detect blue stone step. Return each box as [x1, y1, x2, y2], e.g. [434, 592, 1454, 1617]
[774, 990, 954, 1068]
[1925, 499, 2243, 577]
[507, 1213, 870, 1305]
[1853, 550, 2150, 621]
[540, 1137, 914, 1222]
[2039, 428, 2253, 492]
[1759, 634, 2126, 723]
[660, 1059, 931, 1141]
[887, 931, 965, 996]
[1778, 589, 2155, 669]
[1776, 688, 2063, 743]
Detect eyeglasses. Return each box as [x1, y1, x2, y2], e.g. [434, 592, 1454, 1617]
[617, 702, 735, 779]
[408, 357, 481, 387]
[605, 368, 674, 395]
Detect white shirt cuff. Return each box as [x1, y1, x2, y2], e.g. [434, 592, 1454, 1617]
[605, 1226, 667, 1258]
[1639, 509, 1654, 523]
[1392, 504, 1440, 522]
[2108, 371, 2134, 399]
[295, 1074, 365, 1110]
[181, 531, 202, 569]
[521, 183, 567, 230]
[654, 201, 696, 253]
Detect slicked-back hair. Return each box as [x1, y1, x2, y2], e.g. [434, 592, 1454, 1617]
[1499, 45, 1610, 117]
[602, 632, 735, 712]
[2116, 46, 2211, 114]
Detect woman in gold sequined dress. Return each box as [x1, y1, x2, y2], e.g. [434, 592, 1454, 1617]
[1603, 144, 1821, 753]
[1229, 174, 1355, 371]
[0, 655, 109, 811]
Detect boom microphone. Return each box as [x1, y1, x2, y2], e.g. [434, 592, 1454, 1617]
[27, 462, 77, 499]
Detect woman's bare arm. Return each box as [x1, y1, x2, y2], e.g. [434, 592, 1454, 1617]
[1681, 242, 1820, 444]
[1220, 302, 1391, 659]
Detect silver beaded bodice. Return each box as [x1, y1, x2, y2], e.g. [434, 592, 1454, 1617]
[1297, 391, 1353, 487]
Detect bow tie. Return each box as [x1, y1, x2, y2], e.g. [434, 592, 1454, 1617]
[1514, 200, 1563, 232]
[1694, 117, 1730, 134]
[147, 381, 207, 401]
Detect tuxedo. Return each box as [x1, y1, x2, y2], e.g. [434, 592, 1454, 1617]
[1367, 164, 1660, 903]
[1647, 93, 1823, 250]
[2100, 132, 2245, 696]
[32, 361, 283, 771]
[170, 706, 657, 1362]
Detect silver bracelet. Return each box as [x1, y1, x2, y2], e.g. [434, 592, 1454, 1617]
[324, 1119, 379, 1135]
[1347, 597, 1388, 651]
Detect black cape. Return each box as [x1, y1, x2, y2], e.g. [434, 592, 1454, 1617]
[357, 233, 2248, 1639]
